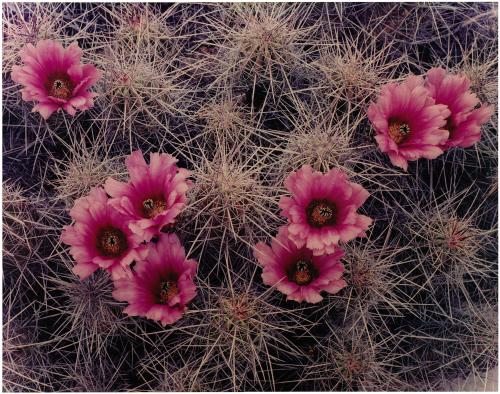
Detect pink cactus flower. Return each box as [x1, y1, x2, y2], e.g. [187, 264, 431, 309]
[60, 187, 147, 281]
[279, 165, 373, 256]
[425, 67, 494, 149]
[11, 40, 102, 120]
[254, 226, 346, 303]
[112, 233, 197, 326]
[105, 150, 192, 242]
[367, 75, 451, 171]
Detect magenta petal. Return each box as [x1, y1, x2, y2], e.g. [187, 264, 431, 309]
[107, 150, 191, 240]
[425, 68, 492, 150]
[254, 226, 346, 304]
[60, 186, 145, 281]
[112, 233, 197, 326]
[280, 165, 372, 253]
[12, 39, 101, 119]
[368, 73, 449, 168]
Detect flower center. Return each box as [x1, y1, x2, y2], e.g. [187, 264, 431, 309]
[291, 259, 316, 286]
[388, 119, 411, 145]
[141, 196, 167, 219]
[46, 74, 74, 99]
[306, 199, 337, 227]
[159, 280, 178, 304]
[96, 227, 128, 257]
